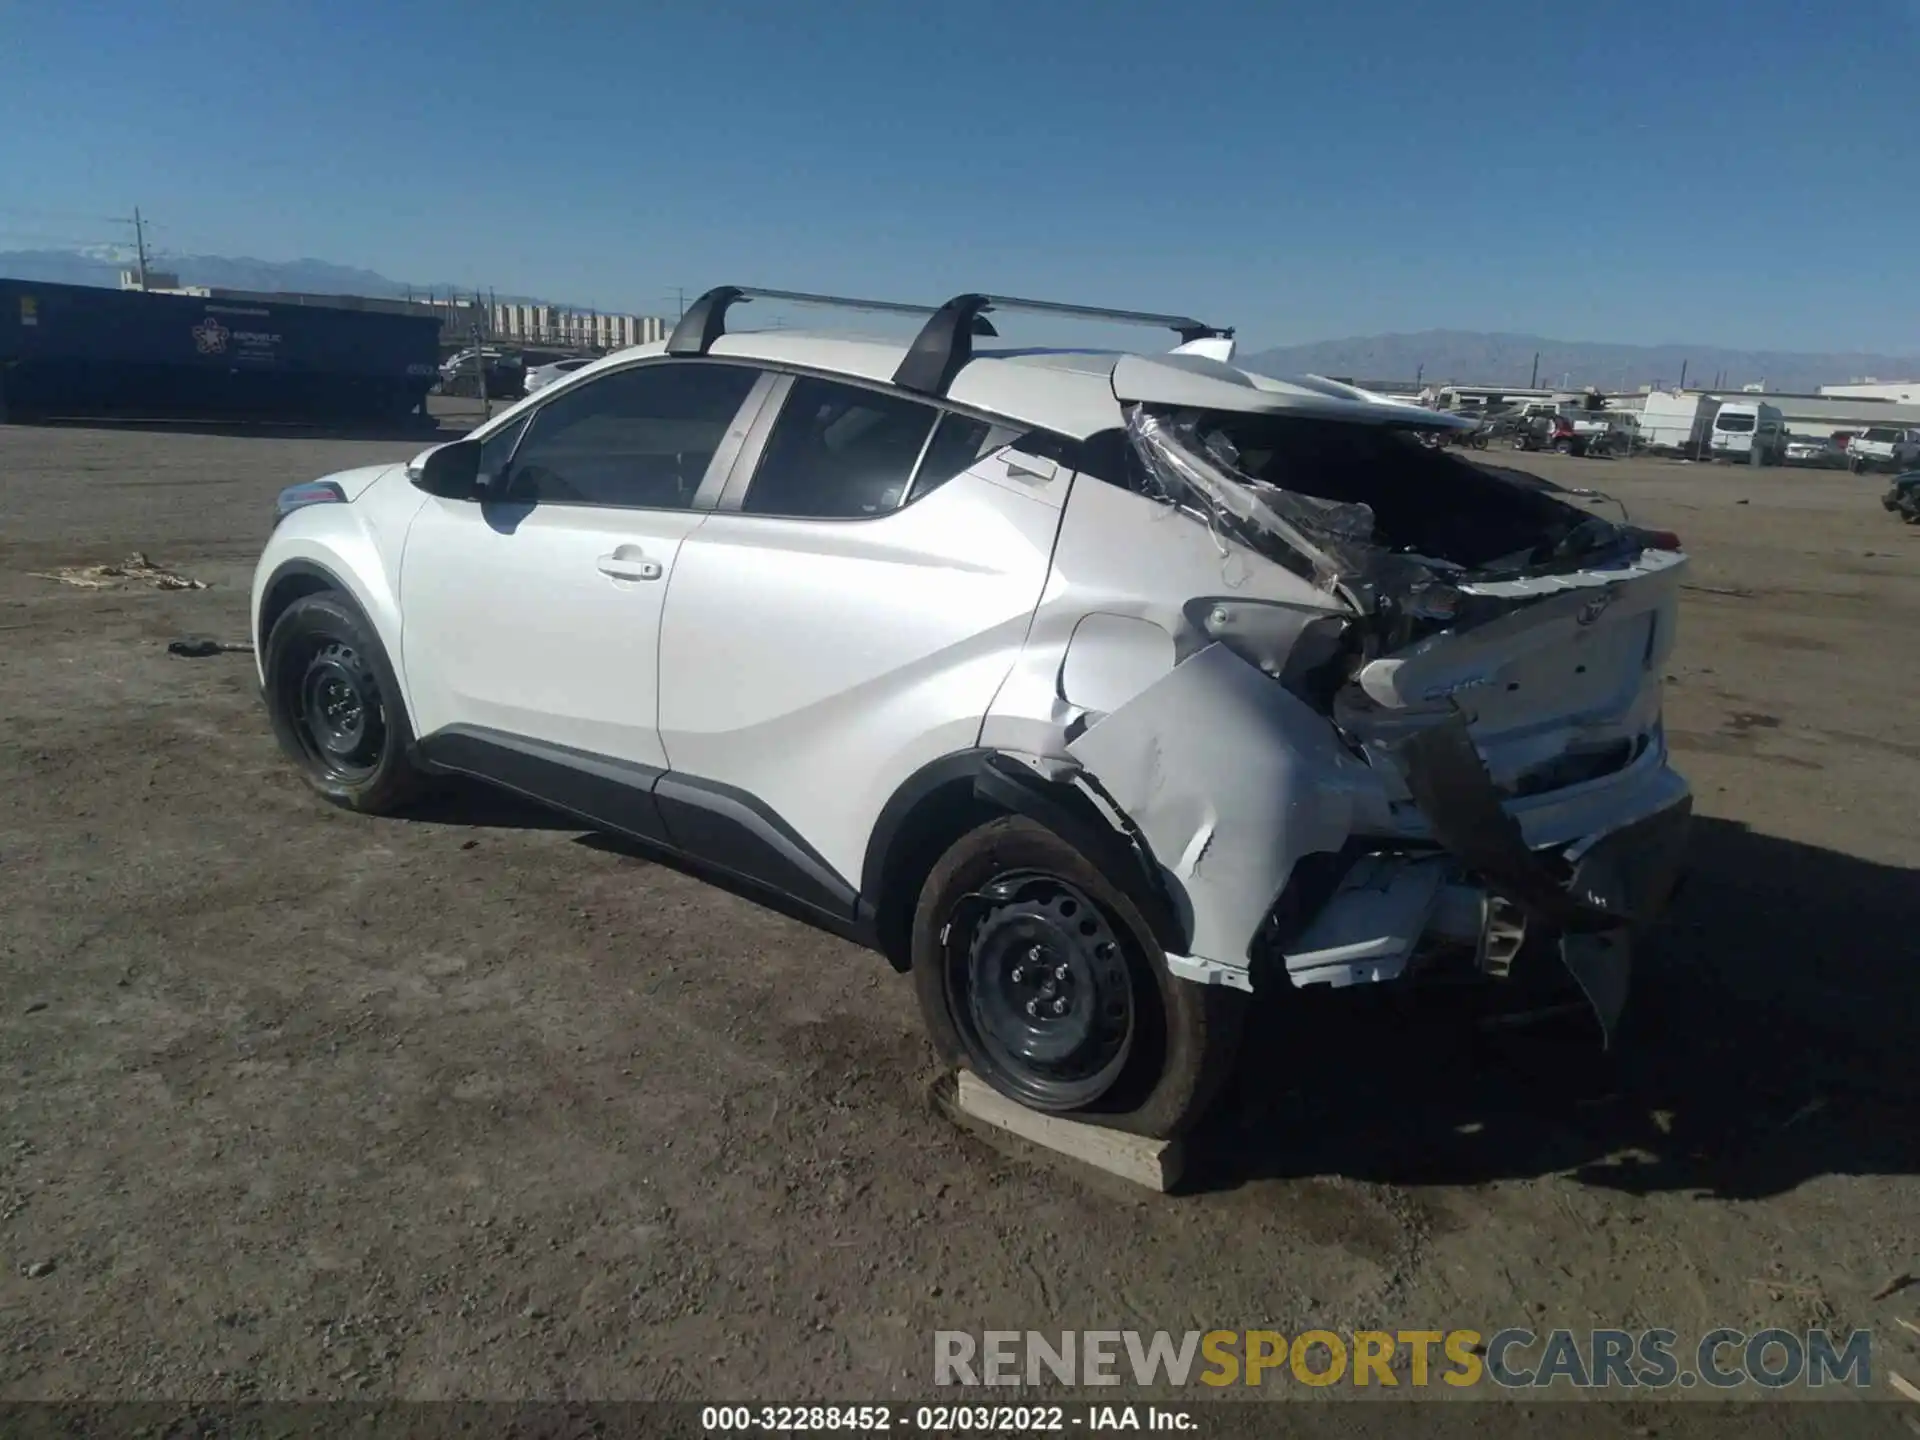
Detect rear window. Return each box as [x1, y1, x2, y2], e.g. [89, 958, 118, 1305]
[1863, 427, 1901, 442]
[1716, 413, 1756, 432]
[743, 376, 941, 518]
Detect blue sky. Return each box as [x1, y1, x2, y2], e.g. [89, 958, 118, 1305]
[2, 0, 1915, 353]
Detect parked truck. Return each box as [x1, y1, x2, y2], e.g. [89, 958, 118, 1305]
[1637, 390, 1722, 455]
[1512, 402, 1633, 457]
[1845, 426, 1920, 474]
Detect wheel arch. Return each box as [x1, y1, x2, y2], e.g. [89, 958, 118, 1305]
[255, 556, 418, 738]
[858, 748, 1191, 973]
[256, 559, 344, 654]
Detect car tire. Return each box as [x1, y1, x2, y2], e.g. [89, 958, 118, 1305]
[263, 590, 426, 815]
[910, 815, 1245, 1140]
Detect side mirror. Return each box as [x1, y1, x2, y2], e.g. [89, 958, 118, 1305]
[408, 438, 483, 499]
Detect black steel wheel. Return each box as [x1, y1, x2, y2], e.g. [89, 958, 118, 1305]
[291, 639, 384, 782]
[945, 870, 1136, 1111]
[911, 816, 1245, 1138]
[263, 590, 425, 814]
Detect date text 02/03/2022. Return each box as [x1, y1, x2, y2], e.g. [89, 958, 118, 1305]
[699, 1404, 1196, 1432]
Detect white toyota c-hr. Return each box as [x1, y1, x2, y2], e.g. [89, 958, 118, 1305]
[252, 286, 1693, 1140]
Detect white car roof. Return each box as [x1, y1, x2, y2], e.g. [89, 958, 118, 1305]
[573, 329, 1463, 441]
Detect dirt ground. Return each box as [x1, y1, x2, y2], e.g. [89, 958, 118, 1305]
[1, 407, 1916, 1418]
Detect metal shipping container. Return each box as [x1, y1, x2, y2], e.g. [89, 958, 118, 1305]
[0, 278, 442, 425]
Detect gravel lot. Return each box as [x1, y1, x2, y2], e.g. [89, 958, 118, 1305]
[1, 409, 1915, 1416]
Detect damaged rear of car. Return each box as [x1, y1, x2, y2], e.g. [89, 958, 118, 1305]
[943, 352, 1692, 1134]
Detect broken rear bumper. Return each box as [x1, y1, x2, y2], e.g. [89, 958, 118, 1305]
[1272, 712, 1690, 1043]
[1168, 711, 1691, 1047]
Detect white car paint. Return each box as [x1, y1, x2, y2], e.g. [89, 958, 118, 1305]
[254, 314, 1690, 1016]
[657, 441, 1068, 886]
[401, 496, 706, 770]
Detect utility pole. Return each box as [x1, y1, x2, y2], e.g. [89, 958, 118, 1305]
[126, 207, 151, 290]
[472, 316, 490, 422]
[1679, 359, 1688, 390]
[1530, 352, 1540, 388]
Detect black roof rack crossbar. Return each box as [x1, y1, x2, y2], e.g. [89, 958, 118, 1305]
[893, 293, 1231, 397]
[666, 285, 1232, 398]
[665, 285, 998, 358]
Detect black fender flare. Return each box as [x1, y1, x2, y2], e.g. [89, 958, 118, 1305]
[858, 749, 1192, 960]
[257, 557, 355, 653]
[257, 558, 419, 750]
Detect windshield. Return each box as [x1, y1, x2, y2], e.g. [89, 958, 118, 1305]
[1716, 414, 1756, 433]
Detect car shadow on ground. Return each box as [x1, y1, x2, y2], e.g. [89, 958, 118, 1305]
[399, 780, 583, 832]
[397, 782, 865, 940]
[398, 784, 1915, 1200]
[1186, 817, 1920, 1199]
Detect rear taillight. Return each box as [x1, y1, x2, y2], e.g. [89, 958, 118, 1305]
[1637, 528, 1682, 551]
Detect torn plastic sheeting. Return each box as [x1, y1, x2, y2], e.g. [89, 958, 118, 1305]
[1122, 405, 1460, 620]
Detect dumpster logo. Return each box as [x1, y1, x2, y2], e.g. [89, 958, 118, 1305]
[192, 317, 230, 355]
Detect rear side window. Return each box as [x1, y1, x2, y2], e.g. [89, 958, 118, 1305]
[506, 361, 758, 508]
[744, 377, 941, 518]
[906, 414, 1016, 504]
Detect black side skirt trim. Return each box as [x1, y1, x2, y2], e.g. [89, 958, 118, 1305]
[417, 725, 671, 844]
[654, 772, 858, 919]
[413, 724, 860, 923]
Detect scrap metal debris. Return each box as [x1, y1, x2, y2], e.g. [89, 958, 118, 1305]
[1681, 583, 1753, 599]
[30, 552, 207, 591]
[1874, 1273, 1918, 1302]
[167, 636, 253, 658]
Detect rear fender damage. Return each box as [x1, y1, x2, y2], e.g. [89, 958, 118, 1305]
[1060, 642, 1374, 991]
[1037, 643, 1690, 1045]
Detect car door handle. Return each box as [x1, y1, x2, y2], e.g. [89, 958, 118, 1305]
[596, 553, 662, 581]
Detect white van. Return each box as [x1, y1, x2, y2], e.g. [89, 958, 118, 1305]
[1638, 391, 1721, 453]
[1710, 401, 1787, 464]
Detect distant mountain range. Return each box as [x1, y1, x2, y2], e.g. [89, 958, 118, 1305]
[1236, 330, 1920, 395]
[0, 247, 549, 309]
[5, 248, 1913, 392]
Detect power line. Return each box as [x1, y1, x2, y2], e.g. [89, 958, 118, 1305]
[0, 204, 131, 225]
